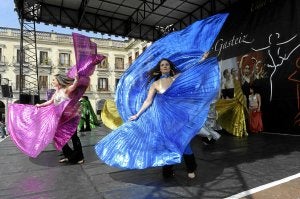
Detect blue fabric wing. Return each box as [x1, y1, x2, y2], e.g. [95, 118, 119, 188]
[95, 13, 228, 169]
[116, 13, 228, 120]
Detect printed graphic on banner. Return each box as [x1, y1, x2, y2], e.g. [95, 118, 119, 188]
[213, 0, 300, 133]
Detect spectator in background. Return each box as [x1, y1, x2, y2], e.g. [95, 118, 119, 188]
[0, 120, 8, 138]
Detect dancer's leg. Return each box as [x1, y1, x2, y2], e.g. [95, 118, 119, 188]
[68, 131, 84, 164]
[183, 144, 197, 178]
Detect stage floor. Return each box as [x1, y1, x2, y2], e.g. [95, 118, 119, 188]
[0, 126, 299, 199]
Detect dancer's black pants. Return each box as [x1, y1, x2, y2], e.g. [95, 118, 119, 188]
[162, 153, 197, 177]
[62, 132, 84, 163]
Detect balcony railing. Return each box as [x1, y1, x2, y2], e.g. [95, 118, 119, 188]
[12, 56, 30, 65]
[96, 65, 109, 71]
[96, 85, 109, 92]
[39, 85, 49, 91]
[0, 27, 132, 48]
[39, 59, 52, 66]
[57, 59, 72, 67]
[56, 35, 73, 43]
[114, 66, 125, 71]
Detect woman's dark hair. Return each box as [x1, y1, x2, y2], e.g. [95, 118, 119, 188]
[82, 95, 89, 100]
[147, 58, 179, 83]
[54, 74, 74, 88]
[223, 69, 229, 77]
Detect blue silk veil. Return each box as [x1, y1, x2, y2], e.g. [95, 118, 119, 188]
[95, 13, 228, 169]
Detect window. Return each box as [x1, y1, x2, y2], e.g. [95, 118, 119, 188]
[0, 48, 2, 62]
[40, 51, 48, 64]
[59, 53, 70, 66]
[38, 76, 48, 90]
[16, 49, 27, 63]
[135, 51, 139, 59]
[16, 75, 25, 90]
[115, 57, 124, 69]
[98, 78, 108, 91]
[17, 49, 22, 63]
[128, 56, 132, 65]
[97, 57, 108, 69]
[115, 78, 120, 89]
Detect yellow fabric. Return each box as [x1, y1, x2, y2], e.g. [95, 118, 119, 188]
[101, 99, 123, 130]
[216, 80, 248, 137]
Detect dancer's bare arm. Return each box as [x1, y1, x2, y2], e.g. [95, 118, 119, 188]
[129, 82, 157, 121]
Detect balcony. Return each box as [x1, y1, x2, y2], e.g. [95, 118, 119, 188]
[39, 59, 52, 67]
[39, 85, 49, 92]
[96, 65, 109, 71]
[56, 61, 72, 74]
[96, 84, 110, 92]
[97, 88, 110, 92]
[12, 56, 30, 66]
[114, 67, 125, 72]
[57, 58, 72, 67]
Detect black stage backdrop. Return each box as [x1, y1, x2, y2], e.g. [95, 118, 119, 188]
[211, 0, 300, 134]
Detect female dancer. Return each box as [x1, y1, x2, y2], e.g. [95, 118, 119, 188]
[131, 58, 211, 178]
[96, 54, 218, 178]
[36, 74, 85, 164]
[216, 75, 248, 137]
[95, 13, 228, 178]
[8, 33, 104, 160]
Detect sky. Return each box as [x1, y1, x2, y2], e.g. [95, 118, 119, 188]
[0, 0, 126, 40]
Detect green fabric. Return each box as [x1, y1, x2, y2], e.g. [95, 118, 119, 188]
[78, 98, 99, 130]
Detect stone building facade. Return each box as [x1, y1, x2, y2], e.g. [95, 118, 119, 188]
[0, 27, 151, 122]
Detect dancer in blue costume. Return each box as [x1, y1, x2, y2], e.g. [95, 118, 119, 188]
[95, 13, 228, 176]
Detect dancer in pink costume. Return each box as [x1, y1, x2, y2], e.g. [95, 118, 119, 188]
[8, 33, 105, 158]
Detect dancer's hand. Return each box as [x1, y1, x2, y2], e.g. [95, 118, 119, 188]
[36, 104, 41, 108]
[129, 114, 138, 121]
[200, 51, 209, 62]
[74, 75, 79, 85]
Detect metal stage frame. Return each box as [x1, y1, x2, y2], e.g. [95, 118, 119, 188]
[14, 0, 237, 102]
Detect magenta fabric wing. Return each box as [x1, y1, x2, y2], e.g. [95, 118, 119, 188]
[54, 33, 105, 150]
[8, 101, 70, 157]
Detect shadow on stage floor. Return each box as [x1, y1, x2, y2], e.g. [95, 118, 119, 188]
[0, 127, 299, 199]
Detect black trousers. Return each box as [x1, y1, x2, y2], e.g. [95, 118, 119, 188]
[62, 132, 84, 164]
[85, 113, 91, 131]
[162, 153, 197, 176]
[79, 114, 91, 132]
